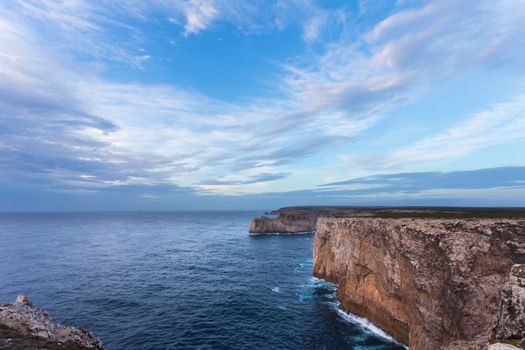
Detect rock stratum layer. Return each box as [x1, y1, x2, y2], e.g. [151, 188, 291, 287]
[0, 295, 103, 349]
[313, 218, 525, 350]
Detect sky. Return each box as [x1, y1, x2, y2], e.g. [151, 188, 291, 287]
[1, 0, 525, 211]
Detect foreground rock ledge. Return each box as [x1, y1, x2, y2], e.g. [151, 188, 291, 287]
[0, 295, 103, 349]
[313, 218, 525, 350]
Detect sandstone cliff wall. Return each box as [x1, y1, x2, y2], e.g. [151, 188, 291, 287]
[313, 218, 525, 350]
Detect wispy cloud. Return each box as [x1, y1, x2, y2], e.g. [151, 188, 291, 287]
[284, 0, 525, 126]
[382, 96, 525, 168]
[167, 0, 218, 35]
[198, 172, 290, 186]
[323, 166, 525, 192]
[341, 94, 525, 171]
[8, 0, 153, 67]
[1, 0, 525, 204]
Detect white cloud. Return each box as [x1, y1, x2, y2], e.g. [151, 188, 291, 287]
[302, 14, 325, 43]
[185, 0, 217, 34]
[339, 94, 525, 172]
[169, 0, 219, 35]
[382, 96, 525, 168]
[0, 4, 332, 192]
[287, 0, 525, 113]
[338, 186, 525, 203]
[282, 0, 525, 180]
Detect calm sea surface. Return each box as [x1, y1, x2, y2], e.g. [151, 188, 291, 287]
[0, 211, 404, 349]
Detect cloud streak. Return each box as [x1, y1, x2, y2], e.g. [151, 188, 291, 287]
[341, 94, 525, 171]
[3, 166, 524, 211]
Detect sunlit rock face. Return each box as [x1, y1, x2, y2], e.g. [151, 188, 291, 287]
[313, 218, 525, 350]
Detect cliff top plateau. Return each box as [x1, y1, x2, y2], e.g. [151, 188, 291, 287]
[268, 206, 525, 219]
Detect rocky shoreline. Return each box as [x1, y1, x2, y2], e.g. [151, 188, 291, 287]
[0, 295, 103, 349]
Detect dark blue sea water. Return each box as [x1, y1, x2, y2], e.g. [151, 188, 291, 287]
[0, 212, 405, 349]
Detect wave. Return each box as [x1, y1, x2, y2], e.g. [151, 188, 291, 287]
[305, 277, 408, 349]
[335, 308, 407, 348]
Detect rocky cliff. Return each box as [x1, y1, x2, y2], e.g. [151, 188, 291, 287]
[313, 218, 525, 350]
[249, 206, 525, 234]
[249, 211, 317, 234]
[0, 295, 103, 349]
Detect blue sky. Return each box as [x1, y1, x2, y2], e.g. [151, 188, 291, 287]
[1, 0, 525, 211]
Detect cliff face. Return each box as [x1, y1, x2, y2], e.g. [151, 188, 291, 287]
[313, 218, 525, 350]
[0, 295, 103, 349]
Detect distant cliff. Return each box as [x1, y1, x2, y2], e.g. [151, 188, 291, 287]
[249, 206, 525, 234]
[313, 217, 525, 350]
[0, 295, 103, 349]
[249, 209, 318, 234]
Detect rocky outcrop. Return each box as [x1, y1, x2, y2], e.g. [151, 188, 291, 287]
[313, 218, 525, 350]
[0, 295, 103, 349]
[249, 214, 317, 234]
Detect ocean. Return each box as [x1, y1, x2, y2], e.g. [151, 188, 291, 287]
[0, 211, 405, 349]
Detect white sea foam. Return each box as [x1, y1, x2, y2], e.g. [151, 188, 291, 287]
[336, 308, 409, 349]
[271, 287, 280, 293]
[251, 231, 313, 236]
[311, 278, 408, 348]
[280, 231, 314, 235]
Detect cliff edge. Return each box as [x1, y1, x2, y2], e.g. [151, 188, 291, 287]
[0, 295, 103, 349]
[313, 218, 525, 350]
[249, 206, 525, 234]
